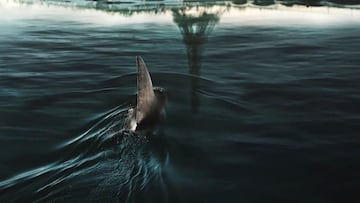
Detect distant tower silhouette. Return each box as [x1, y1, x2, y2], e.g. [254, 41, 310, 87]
[172, 5, 223, 113]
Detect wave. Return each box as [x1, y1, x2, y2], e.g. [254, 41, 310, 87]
[0, 103, 171, 202]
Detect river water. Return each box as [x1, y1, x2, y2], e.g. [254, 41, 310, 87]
[1, 0, 360, 202]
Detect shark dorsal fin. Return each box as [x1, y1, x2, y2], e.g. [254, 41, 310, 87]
[136, 56, 155, 124]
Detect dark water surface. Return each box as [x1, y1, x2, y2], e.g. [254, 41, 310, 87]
[1, 0, 360, 202]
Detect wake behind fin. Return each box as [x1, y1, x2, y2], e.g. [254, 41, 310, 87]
[136, 56, 155, 124]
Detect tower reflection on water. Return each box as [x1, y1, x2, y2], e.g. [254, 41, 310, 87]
[87, 0, 226, 113]
[172, 6, 224, 113]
